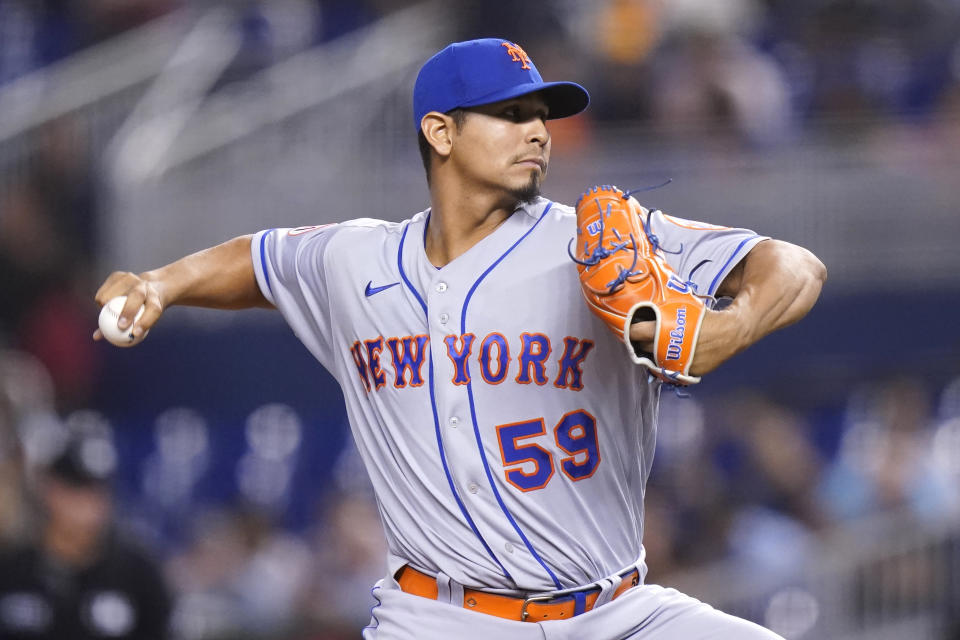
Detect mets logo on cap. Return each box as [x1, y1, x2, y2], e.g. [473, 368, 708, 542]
[412, 38, 590, 131]
[501, 42, 531, 69]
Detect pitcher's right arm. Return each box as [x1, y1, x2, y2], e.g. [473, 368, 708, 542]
[93, 235, 270, 341]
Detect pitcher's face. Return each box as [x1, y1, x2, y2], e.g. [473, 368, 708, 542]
[450, 93, 552, 203]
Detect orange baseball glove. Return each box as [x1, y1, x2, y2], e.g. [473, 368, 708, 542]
[570, 185, 708, 385]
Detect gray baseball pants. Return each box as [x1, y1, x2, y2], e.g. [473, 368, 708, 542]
[363, 574, 784, 640]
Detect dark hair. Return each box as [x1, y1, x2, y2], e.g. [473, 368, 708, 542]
[417, 108, 467, 185]
[48, 435, 116, 487]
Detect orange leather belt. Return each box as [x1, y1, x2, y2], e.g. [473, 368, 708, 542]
[396, 566, 640, 622]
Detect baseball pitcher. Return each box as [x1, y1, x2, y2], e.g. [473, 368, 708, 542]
[95, 39, 826, 639]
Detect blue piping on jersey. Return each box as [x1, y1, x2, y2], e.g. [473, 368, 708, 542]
[460, 202, 563, 590]
[396, 224, 513, 582]
[398, 225, 428, 314]
[259, 229, 276, 297]
[707, 236, 756, 296]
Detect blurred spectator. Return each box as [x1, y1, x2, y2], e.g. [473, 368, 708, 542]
[720, 395, 824, 580]
[166, 505, 311, 639]
[228, 507, 312, 634]
[296, 441, 386, 633]
[818, 377, 957, 522]
[454, 0, 566, 45]
[29, 117, 98, 261]
[299, 491, 386, 633]
[723, 394, 824, 529]
[0, 430, 172, 639]
[647, 392, 825, 579]
[0, 350, 59, 547]
[645, 393, 732, 575]
[584, 0, 660, 123]
[165, 509, 248, 639]
[648, 31, 794, 145]
[929, 377, 960, 503]
[143, 408, 211, 508]
[0, 383, 29, 547]
[595, 0, 661, 65]
[0, 180, 65, 338]
[0, 117, 100, 412]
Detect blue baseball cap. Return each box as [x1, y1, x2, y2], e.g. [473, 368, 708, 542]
[413, 38, 590, 131]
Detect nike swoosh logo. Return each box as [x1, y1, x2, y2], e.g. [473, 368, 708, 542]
[365, 281, 400, 297]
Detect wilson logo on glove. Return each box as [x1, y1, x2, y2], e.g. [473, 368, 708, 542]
[665, 308, 687, 361]
[570, 185, 708, 385]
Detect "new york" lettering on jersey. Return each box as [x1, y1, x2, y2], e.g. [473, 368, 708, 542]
[349, 333, 594, 392]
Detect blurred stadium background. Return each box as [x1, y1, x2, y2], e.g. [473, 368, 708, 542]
[1, 0, 960, 638]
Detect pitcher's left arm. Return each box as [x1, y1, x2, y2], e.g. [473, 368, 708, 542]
[630, 239, 827, 375]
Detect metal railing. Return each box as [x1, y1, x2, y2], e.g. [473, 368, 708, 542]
[98, 0, 453, 270]
[0, 8, 206, 192]
[665, 509, 960, 639]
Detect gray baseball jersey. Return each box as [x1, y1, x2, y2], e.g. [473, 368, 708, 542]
[251, 197, 765, 595]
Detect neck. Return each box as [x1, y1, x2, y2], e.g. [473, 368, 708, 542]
[425, 180, 524, 267]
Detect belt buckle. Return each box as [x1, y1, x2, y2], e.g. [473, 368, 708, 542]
[520, 593, 556, 622]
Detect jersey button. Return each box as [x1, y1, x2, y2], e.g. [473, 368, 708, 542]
[468, 483, 478, 494]
[436, 282, 448, 292]
[504, 542, 514, 554]
[449, 416, 459, 427]
[439, 313, 449, 324]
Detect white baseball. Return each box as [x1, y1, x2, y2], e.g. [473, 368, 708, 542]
[98, 296, 148, 347]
